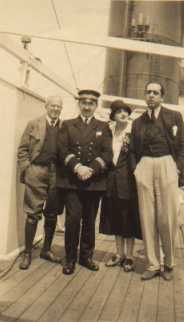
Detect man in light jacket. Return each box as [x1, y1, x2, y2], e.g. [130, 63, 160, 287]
[17, 95, 64, 269]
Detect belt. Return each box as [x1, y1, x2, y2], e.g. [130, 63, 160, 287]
[142, 153, 170, 158]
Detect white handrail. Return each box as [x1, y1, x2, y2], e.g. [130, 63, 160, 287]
[1, 30, 183, 59]
[0, 33, 77, 97]
[102, 94, 184, 112]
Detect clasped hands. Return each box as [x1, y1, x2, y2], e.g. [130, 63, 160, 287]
[75, 165, 94, 181]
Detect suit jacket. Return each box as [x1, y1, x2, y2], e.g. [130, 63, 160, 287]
[17, 115, 62, 183]
[129, 106, 184, 186]
[56, 116, 112, 191]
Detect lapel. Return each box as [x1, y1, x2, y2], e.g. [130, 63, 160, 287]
[159, 106, 176, 156]
[134, 109, 158, 156]
[37, 116, 62, 145]
[116, 149, 124, 168]
[58, 119, 63, 129]
[38, 116, 47, 147]
[159, 106, 171, 128]
[139, 111, 149, 151]
[73, 116, 99, 144]
[159, 106, 174, 139]
[115, 123, 131, 167]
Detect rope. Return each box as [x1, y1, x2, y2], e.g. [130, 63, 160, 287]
[0, 30, 105, 92]
[97, 74, 118, 90]
[50, 0, 78, 91]
[0, 238, 42, 280]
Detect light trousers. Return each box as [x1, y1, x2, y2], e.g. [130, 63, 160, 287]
[134, 156, 180, 271]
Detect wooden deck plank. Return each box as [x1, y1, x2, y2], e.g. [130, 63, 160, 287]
[0, 258, 45, 297]
[2, 264, 62, 319]
[98, 269, 133, 322]
[174, 237, 184, 322]
[0, 261, 53, 313]
[59, 241, 114, 322]
[157, 277, 175, 322]
[20, 266, 82, 322]
[78, 265, 121, 322]
[0, 233, 183, 322]
[156, 231, 184, 322]
[116, 270, 145, 322]
[38, 268, 91, 322]
[174, 265, 184, 322]
[137, 277, 159, 322]
[20, 238, 105, 322]
[0, 260, 21, 281]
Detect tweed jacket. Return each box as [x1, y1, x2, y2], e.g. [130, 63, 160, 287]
[56, 116, 113, 191]
[129, 106, 184, 186]
[17, 115, 62, 183]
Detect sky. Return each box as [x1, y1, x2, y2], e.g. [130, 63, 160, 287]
[0, 0, 112, 117]
[0, 0, 111, 89]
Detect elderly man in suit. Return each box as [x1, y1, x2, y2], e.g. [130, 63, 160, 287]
[57, 89, 112, 275]
[130, 81, 184, 281]
[17, 95, 64, 270]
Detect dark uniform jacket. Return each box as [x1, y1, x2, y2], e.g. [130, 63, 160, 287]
[56, 116, 112, 191]
[129, 106, 184, 186]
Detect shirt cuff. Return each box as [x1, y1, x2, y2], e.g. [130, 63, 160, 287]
[64, 154, 75, 166]
[95, 157, 106, 169]
[74, 163, 82, 173]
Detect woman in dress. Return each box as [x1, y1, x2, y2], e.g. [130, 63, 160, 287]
[99, 100, 141, 272]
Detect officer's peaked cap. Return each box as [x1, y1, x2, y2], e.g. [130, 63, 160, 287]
[76, 89, 101, 101]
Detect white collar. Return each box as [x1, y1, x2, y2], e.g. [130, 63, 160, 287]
[46, 116, 59, 127]
[147, 106, 161, 119]
[110, 120, 132, 135]
[80, 115, 93, 124]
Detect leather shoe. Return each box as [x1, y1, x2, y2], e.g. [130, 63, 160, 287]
[19, 253, 31, 270]
[105, 254, 121, 267]
[141, 269, 160, 280]
[79, 258, 99, 271]
[122, 258, 134, 272]
[40, 250, 62, 264]
[161, 266, 174, 281]
[63, 262, 75, 275]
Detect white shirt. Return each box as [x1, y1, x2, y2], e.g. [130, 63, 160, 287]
[147, 106, 161, 120]
[80, 115, 93, 124]
[46, 116, 59, 127]
[110, 121, 132, 166]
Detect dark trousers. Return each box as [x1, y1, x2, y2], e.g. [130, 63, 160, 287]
[64, 190, 101, 263]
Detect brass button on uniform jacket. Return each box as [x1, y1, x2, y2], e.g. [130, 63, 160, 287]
[56, 116, 113, 191]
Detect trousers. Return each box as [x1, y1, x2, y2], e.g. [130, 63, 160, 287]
[64, 189, 101, 262]
[134, 155, 179, 270]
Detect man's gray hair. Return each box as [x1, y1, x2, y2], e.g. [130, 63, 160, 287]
[45, 95, 63, 107]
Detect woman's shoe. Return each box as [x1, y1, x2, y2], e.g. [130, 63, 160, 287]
[123, 258, 134, 272]
[120, 257, 126, 267]
[105, 254, 121, 267]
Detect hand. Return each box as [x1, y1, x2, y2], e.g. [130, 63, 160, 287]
[76, 165, 93, 181]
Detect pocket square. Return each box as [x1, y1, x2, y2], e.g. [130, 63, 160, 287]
[172, 125, 178, 136]
[96, 131, 102, 137]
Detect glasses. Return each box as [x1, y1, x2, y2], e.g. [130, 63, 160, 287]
[146, 90, 160, 95]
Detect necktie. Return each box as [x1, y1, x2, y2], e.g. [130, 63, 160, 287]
[50, 120, 55, 127]
[151, 109, 156, 123]
[84, 117, 89, 125]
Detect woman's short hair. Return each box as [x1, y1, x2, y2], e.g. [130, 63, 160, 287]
[109, 100, 132, 121]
